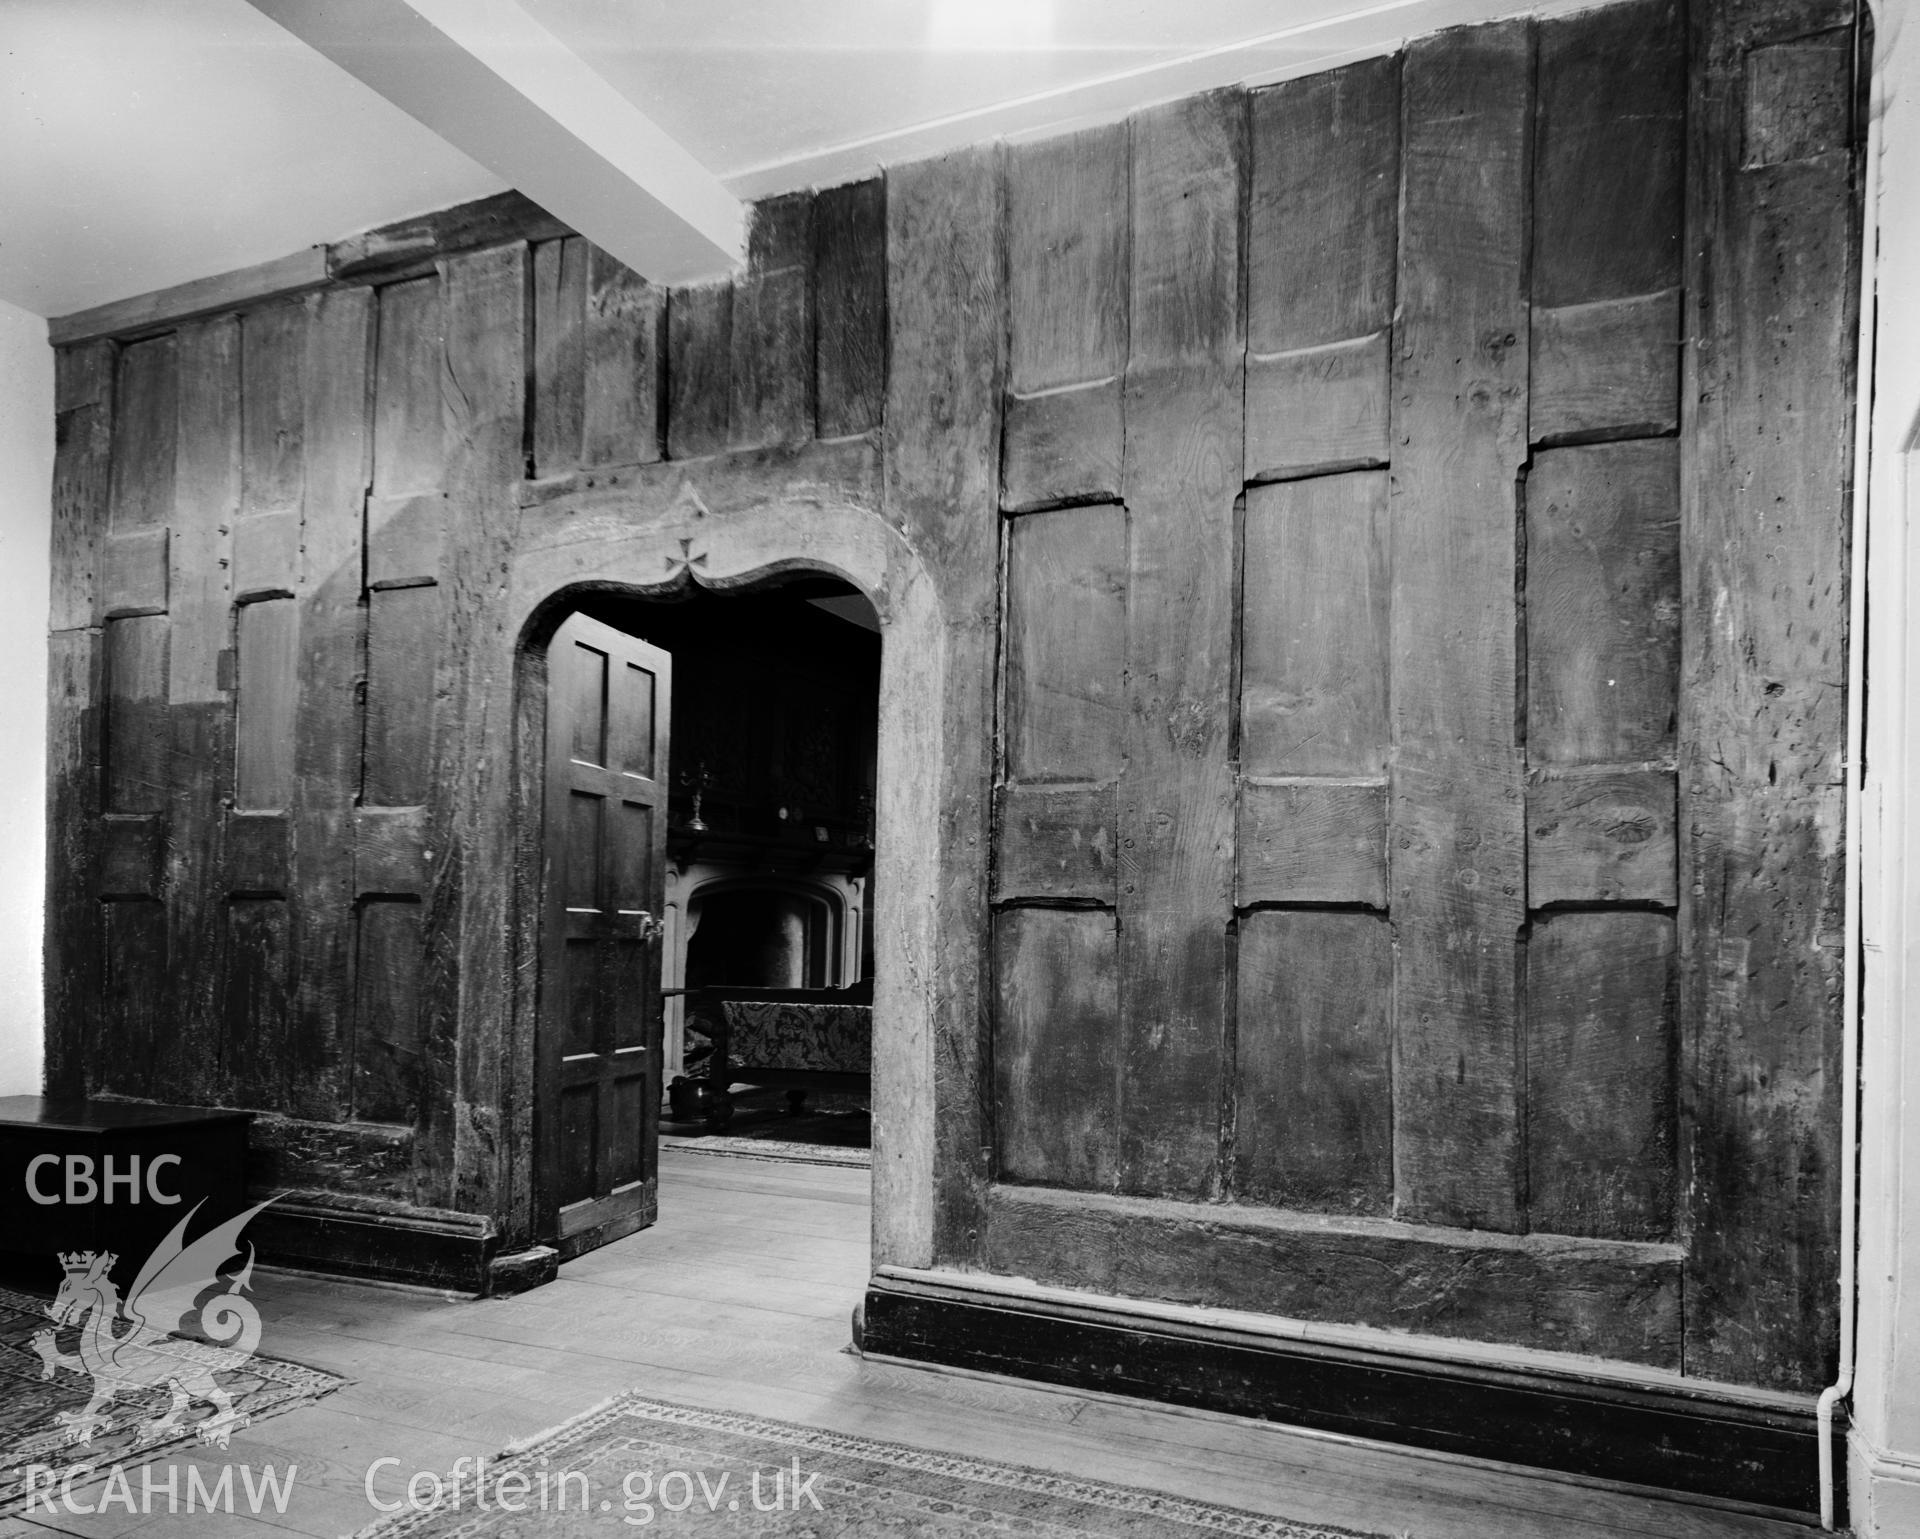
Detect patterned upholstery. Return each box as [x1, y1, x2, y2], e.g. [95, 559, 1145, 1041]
[718, 1001, 872, 1074]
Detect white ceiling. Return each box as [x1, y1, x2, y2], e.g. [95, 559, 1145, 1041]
[1, 0, 1577, 320]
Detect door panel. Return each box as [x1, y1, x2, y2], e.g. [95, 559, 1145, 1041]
[540, 611, 671, 1258]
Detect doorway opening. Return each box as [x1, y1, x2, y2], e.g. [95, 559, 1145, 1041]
[533, 572, 882, 1258]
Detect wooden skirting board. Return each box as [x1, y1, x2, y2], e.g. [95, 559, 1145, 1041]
[248, 1189, 540, 1296]
[859, 1271, 1844, 1523]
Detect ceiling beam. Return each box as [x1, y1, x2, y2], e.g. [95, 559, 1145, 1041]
[244, 0, 745, 284]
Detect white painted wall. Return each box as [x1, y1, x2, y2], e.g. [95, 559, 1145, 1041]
[0, 301, 53, 1096]
[1852, 0, 1920, 1531]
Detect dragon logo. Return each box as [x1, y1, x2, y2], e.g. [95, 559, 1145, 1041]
[30, 1198, 274, 1450]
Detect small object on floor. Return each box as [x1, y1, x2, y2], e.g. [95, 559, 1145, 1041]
[349, 1391, 1392, 1537]
[666, 1076, 733, 1129]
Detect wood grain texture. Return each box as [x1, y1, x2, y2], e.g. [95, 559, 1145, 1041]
[531, 236, 587, 477]
[243, 298, 307, 516]
[1117, 90, 1244, 1201]
[430, 242, 529, 1213]
[163, 316, 240, 1104]
[227, 810, 290, 895]
[731, 191, 814, 450]
[1003, 503, 1125, 782]
[1244, 335, 1391, 483]
[98, 901, 167, 1097]
[1528, 911, 1676, 1241]
[994, 783, 1117, 903]
[1527, 439, 1680, 766]
[225, 897, 292, 1107]
[235, 597, 298, 811]
[50, 342, 114, 634]
[813, 177, 887, 440]
[583, 244, 665, 468]
[98, 815, 161, 900]
[108, 335, 177, 531]
[994, 907, 1121, 1190]
[1530, 292, 1681, 446]
[367, 491, 447, 589]
[231, 512, 299, 599]
[1388, 22, 1532, 1232]
[1237, 779, 1387, 908]
[290, 285, 373, 1120]
[1680, 0, 1857, 1391]
[103, 616, 167, 814]
[1533, 0, 1683, 309]
[355, 806, 432, 895]
[1001, 380, 1124, 513]
[45, 345, 113, 1095]
[981, 1183, 1682, 1367]
[884, 144, 1005, 1264]
[1528, 769, 1678, 907]
[373, 275, 445, 496]
[1241, 471, 1388, 777]
[1246, 56, 1397, 484]
[365, 584, 440, 807]
[100, 528, 169, 617]
[667, 282, 732, 459]
[1235, 909, 1391, 1213]
[355, 899, 424, 1123]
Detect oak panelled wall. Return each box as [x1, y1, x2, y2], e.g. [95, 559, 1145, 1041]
[46, 0, 1854, 1447]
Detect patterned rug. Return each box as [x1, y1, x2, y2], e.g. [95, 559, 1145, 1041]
[353, 1393, 1389, 1537]
[0, 1284, 344, 1512]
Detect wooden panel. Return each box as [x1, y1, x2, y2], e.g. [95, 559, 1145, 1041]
[97, 817, 161, 900]
[1528, 769, 1678, 907]
[883, 144, 1005, 1263]
[583, 244, 665, 468]
[100, 528, 169, 617]
[227, 811, 290, 895]
[164, 316, 241, 1103]
[225, 898, 291, 1107]
[666, 282, 732, 459]
[366, 491, 446, 588]
[354, 899, 423, 1123]
[354, 805, 431, 895]
[1533, 0, 1683, 309]
[109, 335, 176, 531]
[98, 901, 167, 1096]
[1388, 23, 1532, 1231]
[1530, 292, 1681, 445]
[1118, 91, 1244, 1199]
[1241, 472, 1388, 777]
[1237, 780, 1386, 908]
[230, 512, 299, 598]
[50, 341, 114, 634]
[1244, 335, 1391, 483]
[235, 598, 298, 811]
[104, 616, 168, 814]
[1003, 123, 1127, 508]
[46, 346, 112, 1094]
[1235, 910, 1391, 1213]
[730, 191, 814, 449]
[372, 274, 444, 495]
[981, 1184, 1682, 1367]
[290, 284, 373, 1120]
[994, 908, 1119, 1190]
[532, 236, 587, 476]
[1744, 34, 1852, 167]
[364, 584, 440, 806]
[1528, 911, 1676, 1241]
[1682, 0, 1856, 1390]
[1248, 56, 1398, 355]
[812, 177, 886, 439]
[1003, 503, 1125, 783]
[242, 298, 307, 514]
[993, 783, 1116, 902]
[1531, 0, 1682, 448]
[1001, 380, 1123, 514]
[1246, 56, 1397, 485]
[1527, 440, 1680, 765]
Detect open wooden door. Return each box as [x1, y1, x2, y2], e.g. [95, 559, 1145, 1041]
[538, 611, 671, 1258]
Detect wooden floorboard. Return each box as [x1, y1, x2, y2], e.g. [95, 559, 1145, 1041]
[8, 1148, 1812, 1538]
